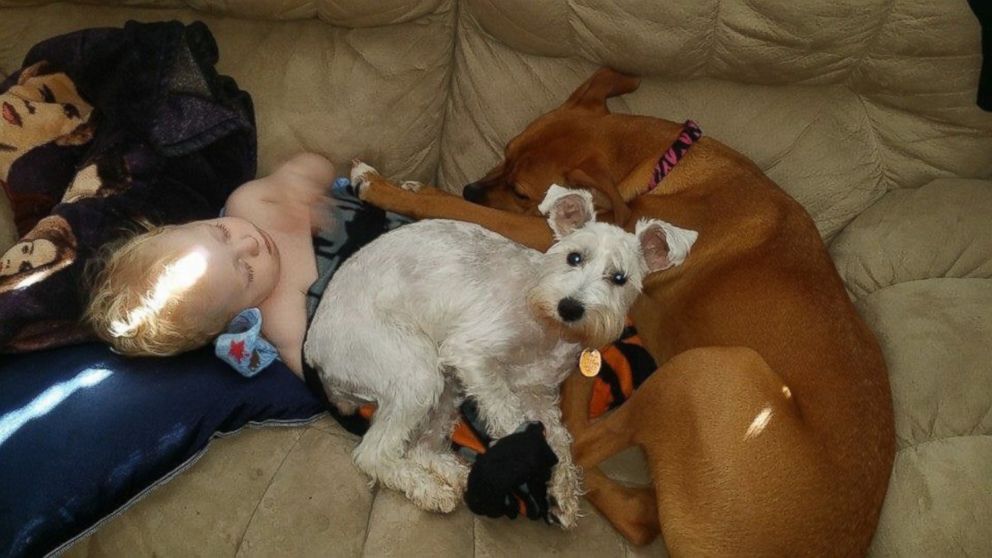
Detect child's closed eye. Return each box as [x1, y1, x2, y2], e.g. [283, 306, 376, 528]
[214, 223, 232, 242]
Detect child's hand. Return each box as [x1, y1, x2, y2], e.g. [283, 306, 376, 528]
[254, 153, 337, 234]
[305, 187, 334, 234]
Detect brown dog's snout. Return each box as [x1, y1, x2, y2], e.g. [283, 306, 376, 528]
[462, 182, 487, 204]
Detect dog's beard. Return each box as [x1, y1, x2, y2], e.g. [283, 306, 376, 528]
[569, 306, 623, 350]
[526, 288, 624, 350]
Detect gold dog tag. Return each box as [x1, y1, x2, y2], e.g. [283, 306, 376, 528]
[579, 349, 602, 378]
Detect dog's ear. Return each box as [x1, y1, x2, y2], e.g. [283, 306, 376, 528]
[564, 67, 641, 113]
[539, 185, 596, 239]
[636, 219, 698, 273]
[565, 157, 631, 226]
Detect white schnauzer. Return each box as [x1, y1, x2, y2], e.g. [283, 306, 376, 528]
[303, 164, 698, 527]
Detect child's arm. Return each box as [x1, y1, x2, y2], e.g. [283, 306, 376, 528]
[259, 293, 307, 377]
[226, 153, 336, 235]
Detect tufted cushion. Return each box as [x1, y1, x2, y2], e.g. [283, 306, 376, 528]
[857, 279, 992, 555]
[831, 178, 992, 299]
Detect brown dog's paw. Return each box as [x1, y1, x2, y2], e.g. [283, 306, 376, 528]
[399, 180, 423, 193]
[350, 159, 381, 200]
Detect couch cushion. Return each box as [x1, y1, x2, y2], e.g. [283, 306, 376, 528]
[831, 178, 992, 299]
[61, 416, 667, 557]
[856, 279, 992, 555]
[0, 1, 454, 180]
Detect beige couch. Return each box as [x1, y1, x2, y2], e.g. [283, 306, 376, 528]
[2, 0, 990, 556]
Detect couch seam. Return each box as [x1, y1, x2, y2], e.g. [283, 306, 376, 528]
[844, 0, 897, 87]
[234, 429, 306, 555]
[358, 485, 380, 556]
[897, 433, 991, 454]
[853, 275, 992, 303]
[432, 0, 462, 186]
[852, 93, 891, 191]
[704, 0, 724, 75]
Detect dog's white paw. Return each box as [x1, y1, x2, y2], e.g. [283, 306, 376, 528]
[548, 463, 582, 529]
[400, 180, 423, 193]
[406, 473, 461, 514]
[431, 455, 470, 494]
[350, 159, 379, 199]
[330, 397, 358, 416]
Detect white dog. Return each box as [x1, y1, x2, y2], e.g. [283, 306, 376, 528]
[303, 169, 697, 527]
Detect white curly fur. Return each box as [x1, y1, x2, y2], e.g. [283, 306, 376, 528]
[304, 165, 696, 526]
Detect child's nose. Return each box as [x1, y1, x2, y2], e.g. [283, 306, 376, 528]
[236, 234, 260, 258]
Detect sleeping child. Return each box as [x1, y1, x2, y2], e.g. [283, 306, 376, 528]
[85, 152, 337, 377]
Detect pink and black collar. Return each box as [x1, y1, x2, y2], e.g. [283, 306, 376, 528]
[645, 120, 702, 193]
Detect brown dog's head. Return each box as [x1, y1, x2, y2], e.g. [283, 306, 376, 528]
[462, 67, 641, 224]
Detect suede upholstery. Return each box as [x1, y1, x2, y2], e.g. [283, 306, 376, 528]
[1, 1, 989, 555]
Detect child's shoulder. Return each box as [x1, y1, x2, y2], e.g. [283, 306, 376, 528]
[223, 179, 270, 215]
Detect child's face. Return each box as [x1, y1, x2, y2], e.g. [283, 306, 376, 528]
[149, 217, 281, 319]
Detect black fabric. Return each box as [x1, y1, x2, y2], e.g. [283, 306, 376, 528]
[969, 0, 992, 111]
[464, 422, 558, 521]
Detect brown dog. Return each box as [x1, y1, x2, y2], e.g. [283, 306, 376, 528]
[352, 67, 895, 556]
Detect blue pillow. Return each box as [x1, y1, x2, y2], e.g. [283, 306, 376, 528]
[0, 343, 323, 557]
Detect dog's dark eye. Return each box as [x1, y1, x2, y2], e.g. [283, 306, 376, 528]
[567, 252, 582, 266]
[609, 272, 627, 286]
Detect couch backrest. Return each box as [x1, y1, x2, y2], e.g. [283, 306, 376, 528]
[1, 0, 990, 245]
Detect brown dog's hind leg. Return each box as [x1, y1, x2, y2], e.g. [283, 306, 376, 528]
[562, 373, 661, 545]
[637, 346, 843, 557]
[585, 470, 660, 546]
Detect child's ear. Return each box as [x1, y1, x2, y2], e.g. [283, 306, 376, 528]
[636, 219, 698, 273]
[538, 184, 596, 239]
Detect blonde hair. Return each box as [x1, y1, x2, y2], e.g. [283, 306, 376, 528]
[85, 224, 230, 356]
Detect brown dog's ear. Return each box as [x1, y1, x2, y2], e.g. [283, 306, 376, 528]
[564, 67, 641, 113]
[565, 157, 631, 226]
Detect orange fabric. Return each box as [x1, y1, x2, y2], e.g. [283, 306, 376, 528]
[452, 422, 488, 454]
[359, 403, 487, 454]
[359, 404, 375, 420]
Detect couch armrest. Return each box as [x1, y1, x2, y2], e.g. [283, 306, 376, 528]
[830, 178, 992, 299]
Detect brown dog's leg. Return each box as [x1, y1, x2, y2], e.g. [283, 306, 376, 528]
[355, 168, 555, 251]
[562, 373, 661, 545]
[584, 471, 660, 546]
[635, 347, 838, 556]
[567, 347, 839, 553]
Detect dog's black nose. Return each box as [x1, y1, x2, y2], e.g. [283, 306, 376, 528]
[557, 298, 585, 322]
[463, 182, 486, 203]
